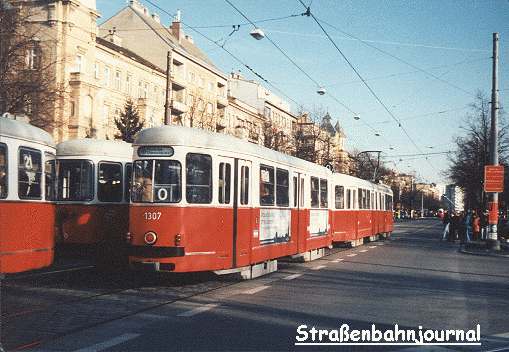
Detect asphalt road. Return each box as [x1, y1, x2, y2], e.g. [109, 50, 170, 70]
[4, 219, 509, 351]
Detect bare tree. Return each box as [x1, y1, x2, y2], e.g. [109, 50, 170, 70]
[179, 93, 219, 131]
[0, 1, 65, 132]
[261, 119, 292, 154]
[292, 110, 323, 163]
[447, 91, 508, 210]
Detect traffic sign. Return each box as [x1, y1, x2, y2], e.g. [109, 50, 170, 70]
[484, 165, 504, 192]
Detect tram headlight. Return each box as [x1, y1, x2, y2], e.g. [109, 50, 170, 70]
[144, 231, 157, 245]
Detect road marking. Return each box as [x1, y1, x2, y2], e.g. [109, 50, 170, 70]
[368, 246, 377, 249]
[332, 259, 344, 263]
[72, 333, 140, 352]
[242, 286, 270, 295]
[347, 253, 357, 257]
[177, 303, 219, 317]
[283, 274, 302, 280]
[359, 249, 368, 253]
[494, 332, 509, 338]
[311, 265, 326, 270]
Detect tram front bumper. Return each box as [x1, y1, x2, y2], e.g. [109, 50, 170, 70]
[128, 245, 185, 258]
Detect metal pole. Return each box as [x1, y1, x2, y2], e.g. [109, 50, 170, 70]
[164, 50, 173, 125]
[421, 192, 424, 218]
[488, 33, 500, 251]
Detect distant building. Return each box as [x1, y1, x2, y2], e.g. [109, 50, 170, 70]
[444, 185, 464, 212]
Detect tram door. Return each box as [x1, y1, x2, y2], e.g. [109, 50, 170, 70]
[234, 159, 252, 267]
[294, 172, 306, 253]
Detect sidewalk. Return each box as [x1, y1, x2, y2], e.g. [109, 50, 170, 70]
[459, 240, 509, 258]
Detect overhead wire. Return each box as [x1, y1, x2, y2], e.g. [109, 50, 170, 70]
[223, 0, 392, 149]
[297, 0, 440, 174]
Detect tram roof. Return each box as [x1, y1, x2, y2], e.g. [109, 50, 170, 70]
[57, 139, 132, 158]
[331, 172, 392, 194]
[0, 116, 55, 147]
[135, 125, 334, 174]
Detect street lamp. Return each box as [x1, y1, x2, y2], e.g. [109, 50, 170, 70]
[250, 28, 265, 40]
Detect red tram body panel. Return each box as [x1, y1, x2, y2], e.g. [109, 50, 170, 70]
[0, 115, 56, 273]
[127, 126, 393, 274]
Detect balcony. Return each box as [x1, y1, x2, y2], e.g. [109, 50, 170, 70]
[216, 95, 228, 108]
[172, 100, 188, 114]
[171, 73, 187, 90]
[69, 72, 82, 85]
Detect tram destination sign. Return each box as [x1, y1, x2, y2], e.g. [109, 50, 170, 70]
[484, 165, 504, 192]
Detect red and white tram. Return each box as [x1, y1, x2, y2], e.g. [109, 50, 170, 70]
[128, 126, 393, 277]
[0, 115, 56, 273]
[55, 139, 132, 266]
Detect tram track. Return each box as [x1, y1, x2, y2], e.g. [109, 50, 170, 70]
[6, 244, 361, 350]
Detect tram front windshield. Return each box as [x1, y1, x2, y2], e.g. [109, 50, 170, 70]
[132, 159, 181, 203]
[57, 160, 94, 201]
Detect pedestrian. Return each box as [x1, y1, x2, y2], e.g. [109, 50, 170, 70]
[449, 212, 459, 242]
[472, 211, 480, 241]
[442, 211, 451, 240]
[464, 209, 472, 242]
[481, 210, 489, 240]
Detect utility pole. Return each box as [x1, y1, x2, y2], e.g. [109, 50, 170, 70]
[421, 191, 424, 218]
[488, 33, 501, 251]
[164, 50, 173, 125]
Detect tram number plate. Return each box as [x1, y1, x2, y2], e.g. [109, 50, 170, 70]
[144, 212, 162, 220]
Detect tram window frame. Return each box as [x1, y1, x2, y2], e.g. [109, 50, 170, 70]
[335, 185, 344, 209]
[45, 152, 56, 201]
[186, 153, 212, 204]
[346, 189, 351, 209]
[353, 189, 357, 210]
[276, 168, 289, 207]
[320, 179, 328, 208]
[293, 176, 298, 208]
[153, 159, 182, 203]
[0, 143, 7, 199]
[357, 188, 363, 209]
[299, 178, 304, 207]
[259, 164, 274, 206]
[18, 146, 42, 200]
[97, 161, 123, 203]
[57, 159, 95, 201]
[240, 165, 250, 205]
[218, 162, 231, 205]
[132, 159, 154, 203]
[367, 190, 371, 210]
[124, 163, 132, 202]
[310, 176, 319, 208]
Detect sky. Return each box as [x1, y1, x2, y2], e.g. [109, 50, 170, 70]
[96, 0, 509, 184]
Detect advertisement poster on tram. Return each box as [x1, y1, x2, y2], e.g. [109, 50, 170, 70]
[259, 209, 291, 245]
[309, 209, 328, 237]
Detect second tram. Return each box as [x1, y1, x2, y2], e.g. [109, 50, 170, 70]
[55, 139, 132, 266]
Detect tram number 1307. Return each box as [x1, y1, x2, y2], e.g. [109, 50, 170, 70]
[144, 212, 162, 220]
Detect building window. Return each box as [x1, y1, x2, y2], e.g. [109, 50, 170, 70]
[74, 54, 84, 73]
[206, 102, 213, 114]
[138, 81, 143, 98]
[94, 62, 100, 79]
[264, 106, 271, 119]
[103, 66, 110, 87]
[208, 82, 214, 92]
[25, 47, 40, 70]
[114, 70, 121, 90]
[126, 74, 132, 95]
[143, 82, 148, 99]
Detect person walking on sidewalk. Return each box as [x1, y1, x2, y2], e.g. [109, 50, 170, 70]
[442, 211, 451, 240]
[472, 211, 481, 241]
[464, 209, 472, 243]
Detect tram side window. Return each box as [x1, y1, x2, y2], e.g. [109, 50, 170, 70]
[154, 160, 181, 203]
[0, 144, 7, 199]
[310, 177, 319, 208]
[346, 189, 351, 209]
[240, 165, 249, 205]
[276, 168, 289, 207]
[98, 162, 122, 202]
[293, 176, 297, 207]
[57, 160, 94, 201]
[45, 153, 56, 200]
[218, 162, 231, 204]
[367, 191, 371, 210]
[259, 165, 274, 206]
[299, 178, 304, 207]
[186, 153, 212, 204]
[132, 160, 153, 202]
[335, 185, 344, 209]
[18, 147, 42, 199]
[353, 190, 357, 209]
[320, 179, 328, 208]
[124, 163, 132, 202]
[357, 188, 363, 209]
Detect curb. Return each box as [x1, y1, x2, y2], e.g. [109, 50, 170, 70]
[459, 245, 509, 258]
